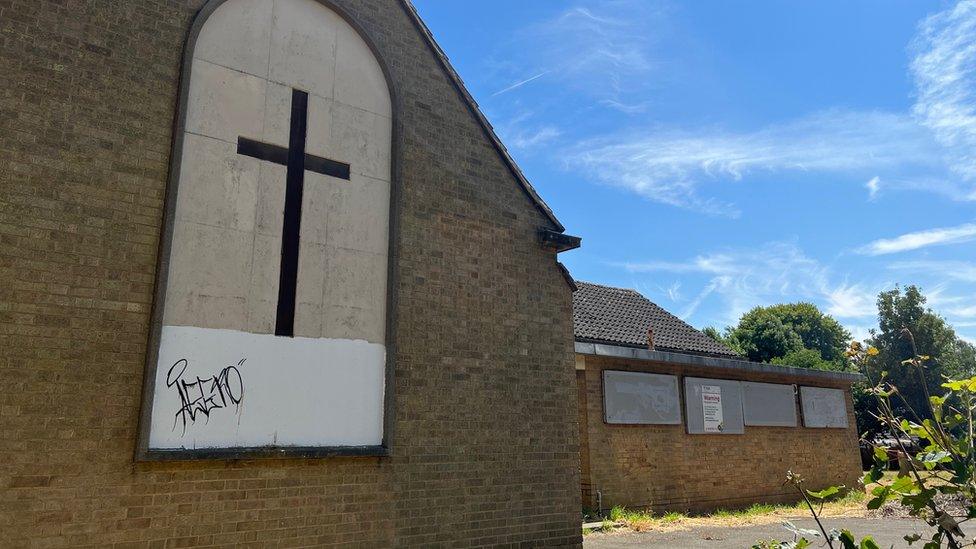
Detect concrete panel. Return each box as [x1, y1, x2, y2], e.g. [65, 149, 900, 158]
[261, 81, 295, 148]
[334, 22, 392, 118]
[328, 101, 392, 181]
[185, 58, 267, 144]
[269, 0, 339, 97]
[254, 163, 287, 238]
[165, 221, 253, 303]
[295, 241, 328, 310]
[324, 247, 387, 311]
[325, 173, 390, 255]
[176, 133, 259, 232]
[193, 0, 272, 79]
[246, 233, 281, 334]
[323, 304, 385, 344]
[298, 170, 333, 246]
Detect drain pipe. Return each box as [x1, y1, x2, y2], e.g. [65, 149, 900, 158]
[597, 490, 603, 516]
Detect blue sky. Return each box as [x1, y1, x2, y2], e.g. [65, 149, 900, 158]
[412, 0, 976, 343]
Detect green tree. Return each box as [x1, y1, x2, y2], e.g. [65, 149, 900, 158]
[727, 303, 851, 368]
[701, 326, 743, 355]
[864, 285, 976, 419]
[770, 348, 847, 371]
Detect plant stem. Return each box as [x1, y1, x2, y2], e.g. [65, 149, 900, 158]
[793, 483, 834, 549]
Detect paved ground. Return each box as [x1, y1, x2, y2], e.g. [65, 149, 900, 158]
[584, 517, 928, 548]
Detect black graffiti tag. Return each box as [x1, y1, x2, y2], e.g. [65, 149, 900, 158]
[166, 358, 245, 434]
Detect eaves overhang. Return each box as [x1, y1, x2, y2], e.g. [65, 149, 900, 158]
[575, 342, 866, 383]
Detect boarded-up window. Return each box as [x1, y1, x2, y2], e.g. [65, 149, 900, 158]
[684, 377, 744, 434]
[602, 370, 681, 425]
[800, 386, 849, 428]
[742, 381, 797, 427]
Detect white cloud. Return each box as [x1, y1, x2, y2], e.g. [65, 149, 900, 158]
[866, 176, 881, 200]
[888, 260, 976, 283]
[618, 240, 976, 338]
[949, 304, 976, 317]
[858, 223, 976, 255]
[911, 0, 976, 181]
[509, 126, 562, 150]
[616, 241, 882, 326]
[823, 283, 878, 319]
[566, 109, 943, 215]
[494, 110, 562, 152]
[555, 0, 976, 213]
[504, 1, 660, 103]
[666, 281, 682, 302]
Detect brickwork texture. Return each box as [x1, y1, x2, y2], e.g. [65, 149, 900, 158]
[0, 0, 582, 546]
[578, 355, 862, 513]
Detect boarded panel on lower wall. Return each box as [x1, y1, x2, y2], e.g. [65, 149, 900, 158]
[684, 377, 744, 434]
[742, 381, 798, 427]
[602, 370, 681, 425]
[801, 386, 849, 428]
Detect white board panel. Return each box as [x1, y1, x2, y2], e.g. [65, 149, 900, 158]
[603, 370, 681, 425]
[684, 377, 745, 434]
[148, 326, 385, 449]
[800, 386, 849, 428]
[742, 381, 798, 427]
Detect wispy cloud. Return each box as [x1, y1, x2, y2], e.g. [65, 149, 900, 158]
[556, 0, 976, 213]
[618, 242, 976, 338]
[889, 259, 976, 283]
[866, 176, 881, 200]
[823, 283, 878, 319]
[858, 223, 976, 256]
[567, 109, 940, 216]
[493, 1, 659, 104]
[911, 0, 976, 184]
[615, 241, 875, 324]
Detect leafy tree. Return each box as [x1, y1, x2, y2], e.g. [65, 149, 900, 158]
[726, 303, 851, 369]
[701, 326, 743, 355]
[864, 285, 975, 418]
[771, 348, 850, 372]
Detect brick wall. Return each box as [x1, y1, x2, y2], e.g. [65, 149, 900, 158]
[579, 354, 862, 513]
[0, 0, 581, 546]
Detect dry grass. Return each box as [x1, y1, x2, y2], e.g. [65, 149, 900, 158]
[594, 489, 868, 535]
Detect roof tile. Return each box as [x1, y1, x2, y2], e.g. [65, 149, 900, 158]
[573, 281, 739, 358]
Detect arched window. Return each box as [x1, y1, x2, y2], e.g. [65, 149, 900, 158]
[141, 0, 393, 456]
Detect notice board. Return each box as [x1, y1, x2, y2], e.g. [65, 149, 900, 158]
[800, 386, 849, 428]
[603, 370, 682, 425]
[742, 381, 798, 427]
[684, 377, 744, 434]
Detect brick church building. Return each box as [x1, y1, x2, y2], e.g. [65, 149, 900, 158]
[0, 0, 583, 546]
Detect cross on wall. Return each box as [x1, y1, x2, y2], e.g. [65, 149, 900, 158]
[236, 88, 351, 338]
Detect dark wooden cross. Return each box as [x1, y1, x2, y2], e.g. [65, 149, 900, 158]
[237, 88, 350, 337]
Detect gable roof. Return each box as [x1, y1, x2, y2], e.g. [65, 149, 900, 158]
[573, 281, 739, 358]
[399, 0, 564, 232]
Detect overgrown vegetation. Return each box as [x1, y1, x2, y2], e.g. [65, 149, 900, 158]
[762, 331, 976, 549]
[587, 491, 866, 536]
[704, 302, 852, 371]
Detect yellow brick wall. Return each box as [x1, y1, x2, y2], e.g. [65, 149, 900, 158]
[0, 0, 581, 546]
[579, 354, 862, 513]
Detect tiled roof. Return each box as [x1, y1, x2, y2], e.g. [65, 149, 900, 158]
[573, 281, 739, 358]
